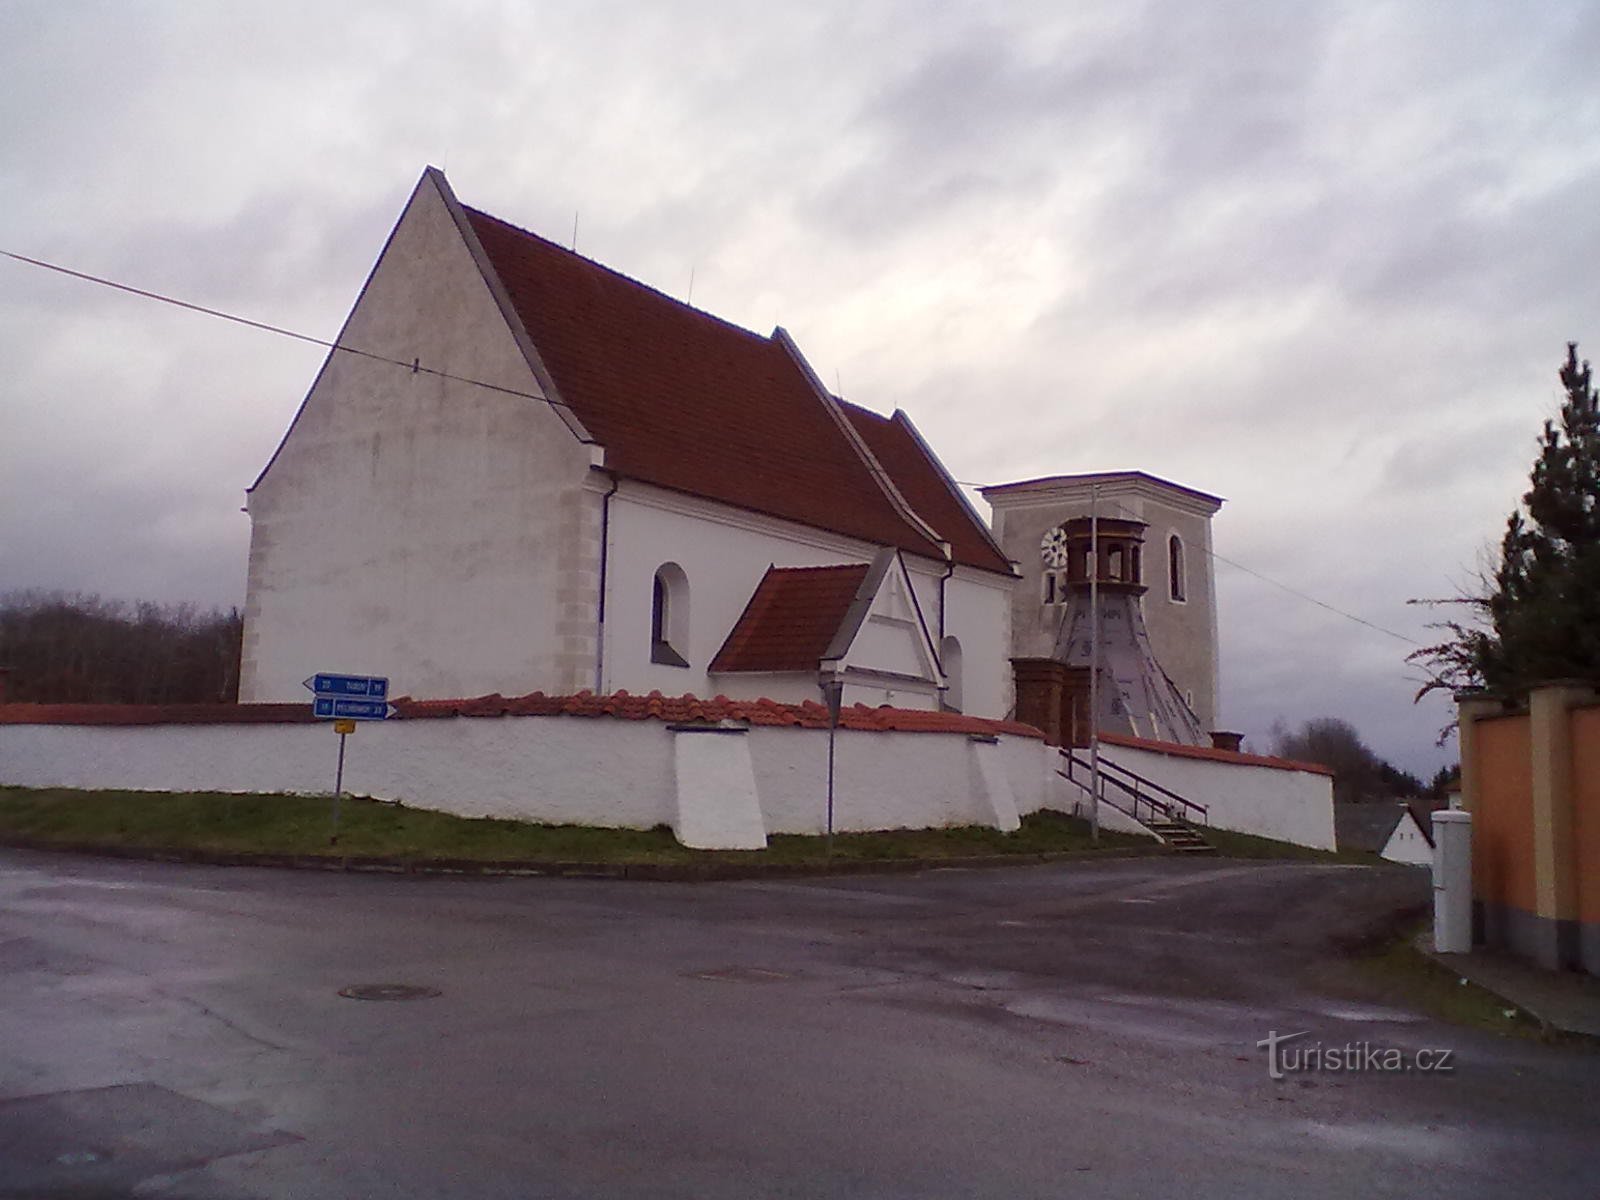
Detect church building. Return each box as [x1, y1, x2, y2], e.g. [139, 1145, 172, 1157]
[239, 168, 1019, 717]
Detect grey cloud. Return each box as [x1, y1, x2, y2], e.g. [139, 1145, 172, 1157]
[7, 0, 1600, 776]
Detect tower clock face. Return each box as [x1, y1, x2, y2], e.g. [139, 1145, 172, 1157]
[1040, 526, 1070, 569]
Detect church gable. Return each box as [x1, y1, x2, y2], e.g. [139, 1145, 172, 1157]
[239, 170, 601, 703]
[840, 558, 940, 684]
[250, 169, 577, 503]
[709, 550, 943, 703]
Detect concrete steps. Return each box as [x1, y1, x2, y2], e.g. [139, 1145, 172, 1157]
[1148, 819, 1214, 853]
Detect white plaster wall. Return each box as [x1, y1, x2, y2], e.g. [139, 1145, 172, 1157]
[0, 719, 1049, 837]
[1006, 736, 1052, 817]
[672, 730, 766, 849]
[747, 727, 1044, 834]
[940, 568, 1013, 718]
[706, 675, 938, 710]
[604, 484, 1012, 717]
[1046, 770, 1162, 839]
[1099, 743, 1336, 850]
[848, 610, 930, 679]
[0, 720, 670, 830]
[241, 173, 598, 705]
[606, 484, 877, 698]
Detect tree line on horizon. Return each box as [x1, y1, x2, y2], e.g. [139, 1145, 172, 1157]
[0, 591, 242, 705]
[1270, 716, 1458, 806]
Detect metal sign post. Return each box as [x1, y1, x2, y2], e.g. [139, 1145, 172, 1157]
[303, 674, 392, 848]
[331, 718, 356, 844]
[820, 676, 845, 860]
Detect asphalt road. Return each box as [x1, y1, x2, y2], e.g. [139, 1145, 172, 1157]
[1, 850, 1594, 1199]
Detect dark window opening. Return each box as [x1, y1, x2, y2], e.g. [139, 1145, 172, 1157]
[651, 567, 689, 667]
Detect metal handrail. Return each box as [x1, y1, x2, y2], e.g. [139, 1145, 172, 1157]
[1060, 748, 1209, 826]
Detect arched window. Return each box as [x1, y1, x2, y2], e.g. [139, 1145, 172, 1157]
[650, 563, 689, 667]
[1169, 535, 1186, 602]
[941, 635, 964, 713]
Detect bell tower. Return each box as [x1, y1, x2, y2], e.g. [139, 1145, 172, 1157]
[982, 471, 1224, 745]
[1042, 515, 1205, 745]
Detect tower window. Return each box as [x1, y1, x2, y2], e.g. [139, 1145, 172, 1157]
[1169, 535, 1186, 602]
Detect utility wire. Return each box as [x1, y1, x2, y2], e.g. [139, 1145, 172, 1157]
[6, 247, 1420, 647]
[1087, 492, 1419, 646]
[951, 478, 1419, 644]
[0, 249, 580, 417]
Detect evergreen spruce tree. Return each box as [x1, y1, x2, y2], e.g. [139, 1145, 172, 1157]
[1412, 343, 1600, 699]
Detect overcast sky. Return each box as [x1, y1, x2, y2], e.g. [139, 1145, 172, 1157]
[5, 1, 1599, 774]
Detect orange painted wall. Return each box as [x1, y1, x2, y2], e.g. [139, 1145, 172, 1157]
[1571, 705, 1600, 925]
[1474, 714, 1536, 913]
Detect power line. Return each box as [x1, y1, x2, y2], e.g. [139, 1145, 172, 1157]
[5, 247, 1423, 646]
[952, 477, 1418, 644]
[1075, 491, 1419, 645]
[1208, 549, 1418, 645]
[0, 248, 580, 417]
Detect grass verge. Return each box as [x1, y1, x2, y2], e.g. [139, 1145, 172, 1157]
[0, 786, 1151, 868]
[1202, 825, 1387, 866]
[1352, 926, 1554, 1041]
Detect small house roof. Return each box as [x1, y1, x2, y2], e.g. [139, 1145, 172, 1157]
[709, 564, 873, 673]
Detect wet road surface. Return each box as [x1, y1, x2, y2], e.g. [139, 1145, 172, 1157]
[1, 849, 1594, 1198]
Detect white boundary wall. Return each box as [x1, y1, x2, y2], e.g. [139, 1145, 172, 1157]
[0, 716, 1052, 847]
[1098, 742, 1336, 850]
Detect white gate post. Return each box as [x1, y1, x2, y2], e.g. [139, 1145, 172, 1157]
[1431, 809, 1473, 954]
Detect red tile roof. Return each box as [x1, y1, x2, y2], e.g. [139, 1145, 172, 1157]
[708, 564, 870, 673]
[388, 690, 1044, 738]
[839, 403, 1012, 574]
[459, 199, 1009, 573]
[0, 703, 314, 726]
[0, 694, 1044, 740]
[1099, 732, 1334, 776]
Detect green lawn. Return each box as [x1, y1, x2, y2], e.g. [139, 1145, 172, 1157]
[1201, 825, 1387, 865]
[1354, 929, 1555, 1040]
[0, 786, 1151, 867]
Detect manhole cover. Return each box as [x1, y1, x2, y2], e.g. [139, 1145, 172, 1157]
[687, 967, 791, 983]
[337, 984, 442, 1001]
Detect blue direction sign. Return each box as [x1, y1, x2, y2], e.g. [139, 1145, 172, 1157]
[304, 673, 388, 700]
[313, 696, 391, 720]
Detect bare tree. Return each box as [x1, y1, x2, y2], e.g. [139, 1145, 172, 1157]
[0, 591, 242, 704]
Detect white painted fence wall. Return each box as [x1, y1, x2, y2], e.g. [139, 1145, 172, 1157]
[1097, 741, 1337, 850]
[0, 716, 1051, 848]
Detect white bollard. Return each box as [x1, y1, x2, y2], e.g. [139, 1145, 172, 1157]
[1432, 810, 1473, 954]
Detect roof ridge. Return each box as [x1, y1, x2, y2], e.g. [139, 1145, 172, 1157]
[774, 329, 949, 559]
[460, 204, 775, 347]
[887, 407, 1012, 567]
[765, 562, 874, 575]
